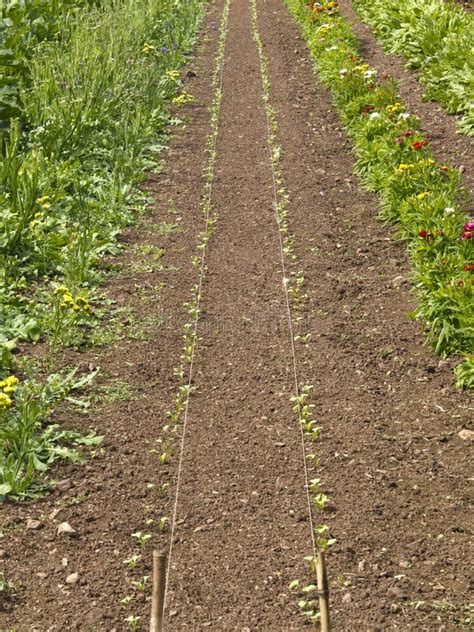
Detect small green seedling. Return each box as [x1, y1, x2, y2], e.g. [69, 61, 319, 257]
[158, 516, 169, 533]
[131, 575, 149, 592]
[123, 554, 141, 569]
[121, 595, 133, 607]
[125, 614, 140, 631]
[131, 532, 151, 549]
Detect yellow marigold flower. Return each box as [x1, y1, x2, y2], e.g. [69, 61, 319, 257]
[397, 163, 414, 171]
[54, 285, 69, 295]
[0, 393, 12, 408]
[416, 191, 430, 200]
[4, 376, 19, 387]
[3, 386, 16, 394]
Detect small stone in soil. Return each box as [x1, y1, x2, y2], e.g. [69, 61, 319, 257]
[458, 429, 474, 441]
[66, 572, 79, 584]
[26, 519, 43, 530]
[57, 522, 77, 537]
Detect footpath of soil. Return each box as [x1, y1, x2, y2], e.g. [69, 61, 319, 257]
[0, 0, 472, 630]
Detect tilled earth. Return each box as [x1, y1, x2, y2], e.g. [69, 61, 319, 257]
[0, 0, 472, 630]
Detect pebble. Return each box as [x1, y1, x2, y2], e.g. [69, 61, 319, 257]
[57, 522, 77, 537]
[458, 429, 474, 441]
[66, 572, 79, 585]
[342, 592, 352, 604]
[26, 519, 43, 531]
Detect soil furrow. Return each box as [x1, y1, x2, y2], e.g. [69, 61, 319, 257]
[165, 0, 314, 628]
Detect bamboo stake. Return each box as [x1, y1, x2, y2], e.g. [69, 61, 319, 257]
[316, 550, 331, 632]
[150, 550, 167, 632]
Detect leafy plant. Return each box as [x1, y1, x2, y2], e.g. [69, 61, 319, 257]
[0, 367, 100, 500]
[351, 0, 474, 135]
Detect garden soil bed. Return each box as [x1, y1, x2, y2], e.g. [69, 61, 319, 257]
[0, 0, 472, 630]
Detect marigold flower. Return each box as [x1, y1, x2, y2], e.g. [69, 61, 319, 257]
[464, 263, 474, 271]
[416, 191, 429, 200]
[418, 230, 427, 238]
[440, 165, 449, 172]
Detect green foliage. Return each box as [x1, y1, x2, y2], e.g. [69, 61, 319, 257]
[351, 0, 474, 135]
[0, 0, 204, 358]
[286, 0, 473, 386]
[0, 0, 205, 500]
[0, 366, 101, 500]
[0, 0, 94, 126]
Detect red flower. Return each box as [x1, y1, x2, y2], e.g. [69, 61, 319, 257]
[464, 263, 474, 271]
[440, 165, 449, 172]
[412, 140, 430, 150]
[418, 230, 427, 238]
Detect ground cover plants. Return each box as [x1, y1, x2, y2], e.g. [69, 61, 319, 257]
[0, 0, 205, 500]
[351, 0, 474, 136]
[286, 0, 474, 388]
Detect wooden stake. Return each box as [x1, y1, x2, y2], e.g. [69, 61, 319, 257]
[150, 550, 167, 632]
[316, 550, 331, 632]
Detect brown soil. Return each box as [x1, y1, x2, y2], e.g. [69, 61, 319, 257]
[339, 0, 474, 199]
[1, 0, 472, 630]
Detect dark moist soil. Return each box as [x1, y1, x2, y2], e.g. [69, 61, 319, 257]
[339, 0, 474, 199]
[1, 0, 473, 630]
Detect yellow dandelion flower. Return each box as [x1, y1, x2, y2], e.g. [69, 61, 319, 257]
[416, 191, 430, 200]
